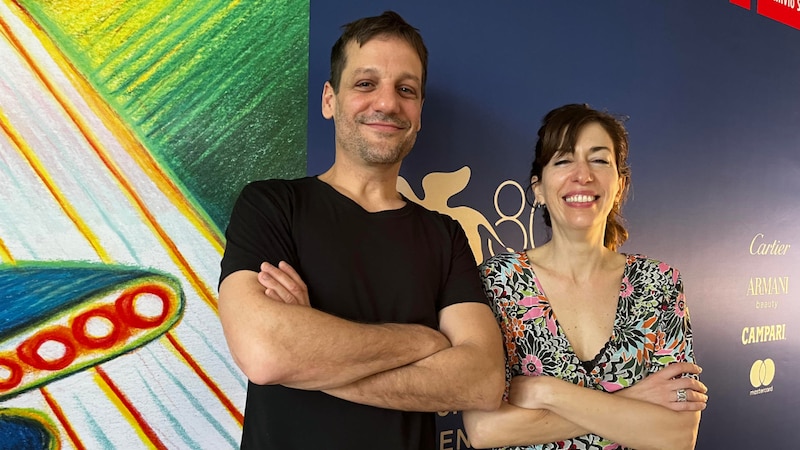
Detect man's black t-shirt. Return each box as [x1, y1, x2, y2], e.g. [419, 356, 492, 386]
[220, 177, 487, 449]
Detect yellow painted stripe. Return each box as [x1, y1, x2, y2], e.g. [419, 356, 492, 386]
[0, 109, 113, 263]
[0, 236, 14, 263]
[93, 367, 164, 449]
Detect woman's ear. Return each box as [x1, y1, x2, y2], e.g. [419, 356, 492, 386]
[531, 176, 544, 205]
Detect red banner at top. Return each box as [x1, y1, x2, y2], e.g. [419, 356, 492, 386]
[758, 0, 800, 30]
[731, 0, 752, 9]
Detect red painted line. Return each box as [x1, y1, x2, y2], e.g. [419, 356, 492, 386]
[165, 332, 244, 426]
[41, 386, 87, 450]
[95, 366, 168, 449]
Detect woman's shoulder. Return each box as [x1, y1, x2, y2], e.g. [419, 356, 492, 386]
[623, 253, 682, 281]
[479, 250, 528, 272]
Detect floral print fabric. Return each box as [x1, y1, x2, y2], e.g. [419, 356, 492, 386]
[480, 251, 695, 450]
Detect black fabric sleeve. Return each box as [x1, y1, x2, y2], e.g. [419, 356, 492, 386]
[218, 181, 298, 287]
[437, 218, 490, 311]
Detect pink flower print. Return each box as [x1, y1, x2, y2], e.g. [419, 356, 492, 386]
[674, 293, 686, 318]
[599, 379, 624, 393]
[518, 295, 539, 308]
[545, 315, 558, 337]
[520, 354, 543, 376]
[519, 296, 545, 321]
[519, 296, 558, 336]
[658, 262, 670, 274]
[603, 444, 622, 450]
[620, 277, 634, 298]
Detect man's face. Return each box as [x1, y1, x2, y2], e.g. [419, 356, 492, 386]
[322, 37, 424, 166]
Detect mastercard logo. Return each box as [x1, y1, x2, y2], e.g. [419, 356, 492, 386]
[749, 359, 776, 388]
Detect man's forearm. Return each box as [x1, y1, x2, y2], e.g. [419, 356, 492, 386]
[322, 303, 505, 412]
[220, 271, 451, 389]
[276, 313, 452, 390]
[323, 340, 504, 412]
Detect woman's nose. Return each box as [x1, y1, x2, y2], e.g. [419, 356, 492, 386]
[573, 161, 593, 183]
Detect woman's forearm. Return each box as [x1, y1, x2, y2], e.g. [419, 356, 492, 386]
[463, 401, 587, 449]
[534, 377, 701, 450]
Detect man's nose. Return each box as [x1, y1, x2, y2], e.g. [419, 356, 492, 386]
[373, 85, 399, 113]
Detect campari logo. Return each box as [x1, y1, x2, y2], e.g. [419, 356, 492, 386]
[731, 0, 800, 30]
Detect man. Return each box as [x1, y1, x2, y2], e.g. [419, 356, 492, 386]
[218, 11, 505, 449]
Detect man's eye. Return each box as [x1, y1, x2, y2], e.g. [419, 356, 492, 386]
[398, 86, 417, 96]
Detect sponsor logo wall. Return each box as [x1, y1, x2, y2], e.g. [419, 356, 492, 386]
[308, 2, 799, 448]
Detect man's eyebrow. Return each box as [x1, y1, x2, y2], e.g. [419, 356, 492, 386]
[350, 67, 421, 84]
[351, 67, 379, 77]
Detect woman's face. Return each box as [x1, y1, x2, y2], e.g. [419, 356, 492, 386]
[534, 122, 624, 237]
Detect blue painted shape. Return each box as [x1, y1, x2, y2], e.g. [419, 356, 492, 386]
[0, 261, 186, 401]
[0, 411, 53, 450]
[0, 261, 176, 336]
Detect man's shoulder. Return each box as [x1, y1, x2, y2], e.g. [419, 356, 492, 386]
[238, 177, 320, 200]
[404, 198, 462, 228]
[243, 176, 316, 191]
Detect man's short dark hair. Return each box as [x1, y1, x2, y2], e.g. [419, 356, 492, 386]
[329, 11, 428, 97]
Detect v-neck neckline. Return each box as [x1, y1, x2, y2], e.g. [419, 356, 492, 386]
[518, 250, 630, 373]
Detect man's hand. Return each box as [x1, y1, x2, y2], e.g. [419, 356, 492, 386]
[615, 362, 708, 411]
[258, 261, 310, 306]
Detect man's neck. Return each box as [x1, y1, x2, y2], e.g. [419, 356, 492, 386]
[318, 163, 406, 213]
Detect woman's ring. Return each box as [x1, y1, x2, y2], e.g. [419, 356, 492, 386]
[676, 388, 687, 402]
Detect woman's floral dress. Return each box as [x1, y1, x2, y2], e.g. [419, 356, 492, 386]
[480, 251, 695, 450]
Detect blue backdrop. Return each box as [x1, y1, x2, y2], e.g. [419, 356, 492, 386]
[308, 2, 800, 448]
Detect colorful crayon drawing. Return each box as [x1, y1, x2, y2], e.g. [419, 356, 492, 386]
[0, 0, 308, 448]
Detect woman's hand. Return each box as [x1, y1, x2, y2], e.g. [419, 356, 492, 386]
[615, 362, 708, 411]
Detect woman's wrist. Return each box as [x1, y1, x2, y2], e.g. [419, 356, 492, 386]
[510, 375, 555, 410]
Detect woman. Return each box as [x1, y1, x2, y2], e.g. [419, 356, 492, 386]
[464, 104, 707, 450]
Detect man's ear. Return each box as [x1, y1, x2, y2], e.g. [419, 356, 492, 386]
[417, 98, 424, 132]
[321, 81, 335, 119]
